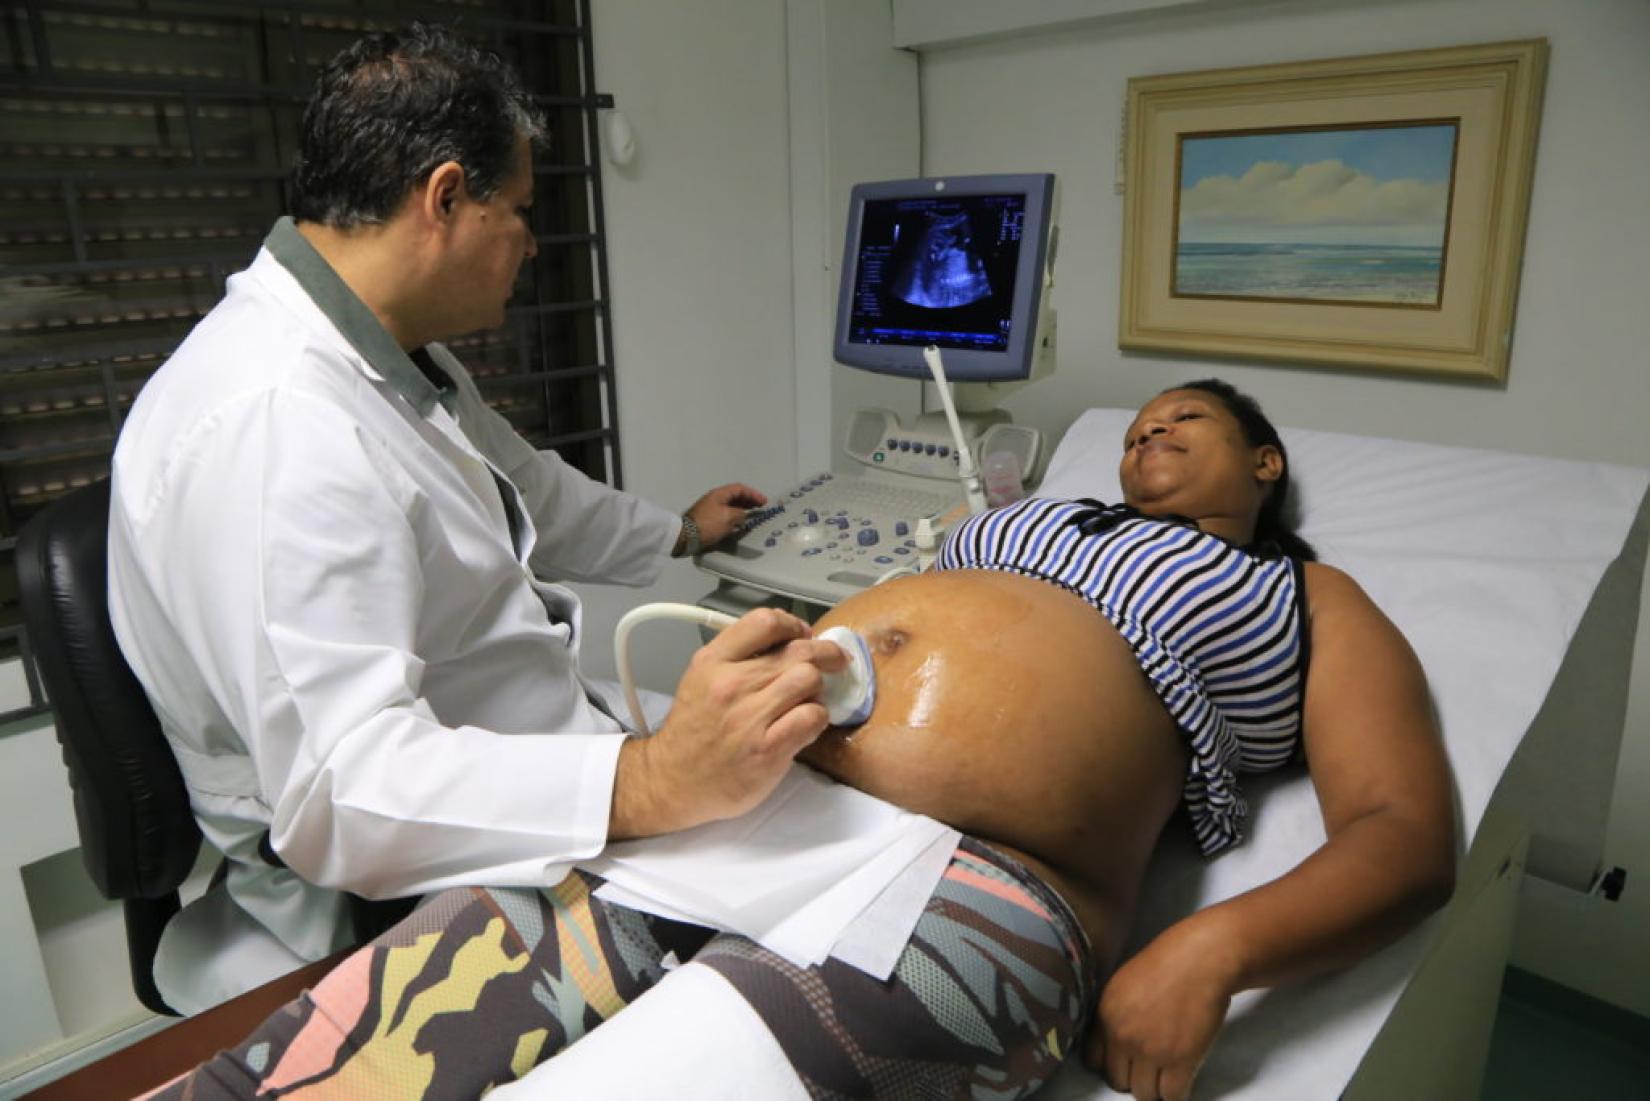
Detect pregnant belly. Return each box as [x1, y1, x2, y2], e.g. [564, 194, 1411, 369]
[799, 569, 1186, 961]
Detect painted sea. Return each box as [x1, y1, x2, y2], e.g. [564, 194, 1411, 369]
[1173, 242, 1443, 305]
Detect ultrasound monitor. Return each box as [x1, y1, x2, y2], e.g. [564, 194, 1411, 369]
[833, 174, 1057, 384]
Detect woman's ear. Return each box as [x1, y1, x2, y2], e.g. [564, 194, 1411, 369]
[1254, 444, 1284, 485]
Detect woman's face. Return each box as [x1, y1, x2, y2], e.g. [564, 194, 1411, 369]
[1118, 389, 1281, 537]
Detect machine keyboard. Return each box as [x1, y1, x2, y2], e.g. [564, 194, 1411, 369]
[695, 472, 961, 607]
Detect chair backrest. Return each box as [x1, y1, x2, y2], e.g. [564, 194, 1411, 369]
[17, 481, 417, 1014]
[15, 479, 202, 904]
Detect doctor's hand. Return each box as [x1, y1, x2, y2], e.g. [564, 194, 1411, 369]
[682, 483, 768, 549]
[609, 607, 845, 839]
[1086, 915, 1236, 1101]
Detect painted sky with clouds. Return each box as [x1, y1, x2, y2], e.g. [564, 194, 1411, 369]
[1178, 124, 1457, 246]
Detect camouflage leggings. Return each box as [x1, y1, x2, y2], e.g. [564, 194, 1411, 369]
[143, 838, 1094, 1100]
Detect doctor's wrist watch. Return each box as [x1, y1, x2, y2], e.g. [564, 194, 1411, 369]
[676, 511, 703, 558]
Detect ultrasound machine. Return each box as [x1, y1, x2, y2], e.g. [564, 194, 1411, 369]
[695, 172, 1059, 618]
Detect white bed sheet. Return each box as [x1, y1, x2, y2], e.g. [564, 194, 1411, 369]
[1031, 409, 1650, 1100]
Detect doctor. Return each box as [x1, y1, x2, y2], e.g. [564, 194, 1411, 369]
[107, 23, 844, 1013]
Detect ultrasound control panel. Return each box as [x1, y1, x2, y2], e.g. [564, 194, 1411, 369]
[694, 408, 1042, 612]
[694, 472, 960, 608]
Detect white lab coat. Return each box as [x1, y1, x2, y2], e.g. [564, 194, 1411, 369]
[108, 232, 681, 1010]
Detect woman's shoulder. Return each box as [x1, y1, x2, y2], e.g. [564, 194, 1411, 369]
[1300, 560, 1361, 597]
[1301, 559, 1347, 580]
[1299, 561, 1407, 643]
[1300, 561, 1366, 609]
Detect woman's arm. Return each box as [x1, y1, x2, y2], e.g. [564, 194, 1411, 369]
[1089, 562, 1456, 1101]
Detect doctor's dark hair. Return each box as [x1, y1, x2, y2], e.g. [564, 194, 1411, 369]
[289, 23, 545, 229]
[1171, 378, 1318, 562]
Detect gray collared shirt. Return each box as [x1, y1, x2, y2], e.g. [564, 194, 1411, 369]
[263, 216, 457, 417]
[262, 216, 525, 542]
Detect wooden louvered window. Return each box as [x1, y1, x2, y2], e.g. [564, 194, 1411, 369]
[0, 0, 623, 720]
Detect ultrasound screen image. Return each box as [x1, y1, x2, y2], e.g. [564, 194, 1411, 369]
[848, 192, 1027, 352]
[892, 211, 992, 308]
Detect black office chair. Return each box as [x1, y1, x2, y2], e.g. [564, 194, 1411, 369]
[16, 479, 418, 1017]
[15, 478, 199, 1016]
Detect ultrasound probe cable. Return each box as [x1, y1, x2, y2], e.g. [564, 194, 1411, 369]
[921, 345, 990, 516]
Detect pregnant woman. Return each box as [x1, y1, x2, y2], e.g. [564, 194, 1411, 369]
[147, 380, 1454, 1101]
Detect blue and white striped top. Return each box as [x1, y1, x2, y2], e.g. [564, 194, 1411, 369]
[934, 497, 1309, 855]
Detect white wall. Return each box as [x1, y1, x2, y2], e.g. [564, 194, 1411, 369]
[907, 0, 1650, 1015]
[783, 0, 923, 477]
[581, 0, 800, 689]
[0, 715, 97, 1068]
[581, 0, 921, 690]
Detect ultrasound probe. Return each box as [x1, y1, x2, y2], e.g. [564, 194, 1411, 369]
[615, 603, 877, 735]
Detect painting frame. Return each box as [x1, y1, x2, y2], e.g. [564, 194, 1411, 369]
[1119, 40, 1547, 381]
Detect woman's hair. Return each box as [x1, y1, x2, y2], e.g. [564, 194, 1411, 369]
[290, 23, 546, 229]
[1170, 378, 1318, 562]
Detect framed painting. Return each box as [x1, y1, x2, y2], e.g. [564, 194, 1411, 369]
[1119, 40, 1547, 381]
